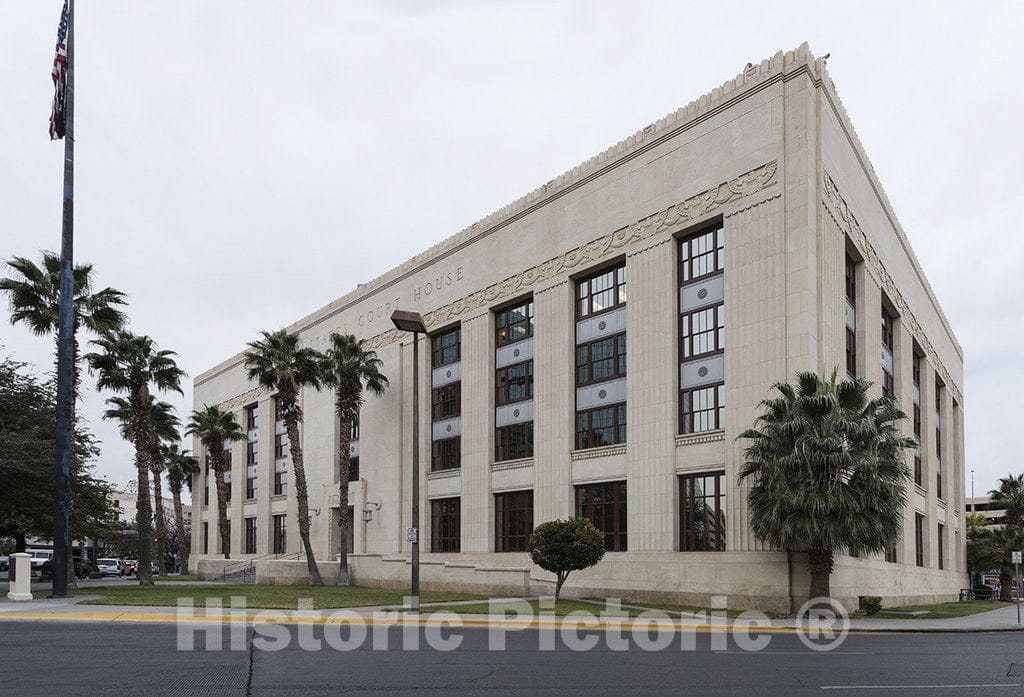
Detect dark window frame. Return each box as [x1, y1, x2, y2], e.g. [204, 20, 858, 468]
[574, 481, 628, 552]
[680, 303, 725, 361]
[431, 436, 461, 471]
[431, 382, 461, 421]
[245, 404, 259, 431]
[576, 263, 627, 319]
[495, 360, 534, 406]
[272, 514, 287, 554]
[915, 513, 925, 567]
[678, 471, 726, 552]
[244, 517, 257, 555]
[430, 497, 461, 553]
[575, 333, 627, 387]
[495, 422, 534, 462]
[495, 300, 535, 347]
[680, 383, 725, 434]
[679, 226, 725, 284]
[575, 403, 627, 450]
[431, 327, 461, 368]
[494, 490, 533, 553]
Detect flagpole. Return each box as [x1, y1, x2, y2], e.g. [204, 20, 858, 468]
[51, 0, 75, 599]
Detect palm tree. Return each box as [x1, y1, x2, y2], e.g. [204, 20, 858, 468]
[973, 526, 1024, 601]
[105, 396, 179, 575]
[1, 252, 127, 586]
[739, 371, 914, 605]
[186, 405, 245, 561]
[321, 332, 388, 586]
[164, 443, 200, 573]
[85, 330, 185, 585]
[989, 474, 1024, 529]
[244, 329, 326, 586]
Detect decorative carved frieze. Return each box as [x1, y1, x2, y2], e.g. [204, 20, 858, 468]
[674, 431, 726, 447]
[571, 444, 627, 461]
[365, 161, 778, 351]
[822, 172, 961, 402]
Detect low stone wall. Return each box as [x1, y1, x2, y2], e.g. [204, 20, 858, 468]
[348, 555, 531, 597]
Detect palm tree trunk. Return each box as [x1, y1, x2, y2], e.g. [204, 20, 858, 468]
[337, 414, 352, 587]
[171, 482, 188, 573]
[807, 548, 834, 604]
[1000, 570, 1013, 602]
[212, 438, 231, 560]
[286, 410, 323, 587]
[133, 385, 155, 585]
[151, 459, 167, 575]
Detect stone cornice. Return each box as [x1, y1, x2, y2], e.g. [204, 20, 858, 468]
[571, 444, 627, 461]
[427, 468, 461, 481]
[822, 171, 962, 403]
[675, 431, 726, 447]
[491, 458, 534, 472]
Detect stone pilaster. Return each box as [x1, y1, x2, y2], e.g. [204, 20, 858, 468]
[460, 310, 492, 552]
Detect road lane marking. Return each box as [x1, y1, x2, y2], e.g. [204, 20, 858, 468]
[821, 685, 1022, 690]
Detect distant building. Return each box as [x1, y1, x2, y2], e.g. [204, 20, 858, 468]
[965, 496, 1004, 528]
[110, 485, 192, 529]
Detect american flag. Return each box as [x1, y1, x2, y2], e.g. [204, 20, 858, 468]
[49, 0, 69, 140]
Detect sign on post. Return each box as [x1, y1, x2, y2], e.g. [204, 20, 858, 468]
[1012, 551, 1021, 564]
[407, 527, 418, 544]
[1014, 551, 1022, 626]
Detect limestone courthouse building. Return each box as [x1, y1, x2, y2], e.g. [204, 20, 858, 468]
[192, 44, 966, 612]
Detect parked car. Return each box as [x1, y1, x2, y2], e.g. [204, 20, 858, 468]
[0, 555, 9, 572]
[96, 558, 122, 577]
[124, 560, 138, 576]
[27, 550, 53, 577]
[38, 557, 94, 581]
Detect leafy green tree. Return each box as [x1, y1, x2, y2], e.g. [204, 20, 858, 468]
[244, 329, 326, 586]
[186, 406, 245, 561]
[164, 443, 199, 572]
[738, 372, 914, 603]
[85, 330, 185, 584]
[989, 474, 1024, 530]
[965, 512, 992, 587]
[0, 354, 117, 554]
[529, 518, 605, 602]
[321, 332, 388, 586]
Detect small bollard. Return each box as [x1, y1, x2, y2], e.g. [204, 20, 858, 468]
[7, 553, 33, 601]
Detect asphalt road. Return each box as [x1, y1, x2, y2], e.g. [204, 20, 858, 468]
[2, 620, 1023, 696]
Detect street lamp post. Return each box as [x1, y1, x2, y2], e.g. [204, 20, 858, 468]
[391, 310, 427, 612]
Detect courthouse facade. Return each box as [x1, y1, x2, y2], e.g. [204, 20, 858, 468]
[192, 44, 966, 611]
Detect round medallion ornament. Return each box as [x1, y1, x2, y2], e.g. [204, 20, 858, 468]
[513, 348, 520, 357]
[598, 389, 607, 399]
[446, 424, 452, 433]
[598, 320, 607, 331]
[446, 370, 452, 378]
[698, 366, 709, 377]
[697, 288, 708, 300]
[513, 409, 520, 418]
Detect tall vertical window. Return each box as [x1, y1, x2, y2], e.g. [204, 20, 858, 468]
[935, 378, 943, 500]
[912, 353, 922, 485]
[347, 416, 360, 482]
[225, 520, 232, 556]
[914, 514, 924, 567]
[245, 404, 258, 500]
[845, 254, 857, 380]
[574, 481, 627, 552]
[244, 517, 257, 555]
[881, 307, 895, 396]
[679, 226, 725, 435]
[494, 490, 533, 552]
[430, 498, 460, 553]
[575, 264, 627, 450]
[272, 514, 286, 554]
[937, 523, 945, 570]
[273, 399, 288, 496]
[679, 472, 726, 551]
[202, 522, 209, 555]
[576, 265, 626, 318]
[495, 300, 535, 462]
[431, 326, 461, 471]
[203, 451, 211, 506]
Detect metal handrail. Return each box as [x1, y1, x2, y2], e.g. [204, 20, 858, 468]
[220, 550, 305, 581]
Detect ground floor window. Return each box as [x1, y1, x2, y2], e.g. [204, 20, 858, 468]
[885, 545, 897, 563]
[937, 523, 945, 570]
[202, 522, 208, 555]
[680, 383, 724, 434]
[678, 471, 726, 551]
[495, 422, 533, 461]
[495, 490, 533, 552]
[431, 437, 460, 471]
[915, 514, 924, 567]
[272, 514, 286, 554]
[574, 481, 627, 551]
[575, 404, 626, 449]
[245, 517, 257, 555]
[431, 497, 461, 553]
[348, 456, 360, 482]
[224, 520, 231, 556]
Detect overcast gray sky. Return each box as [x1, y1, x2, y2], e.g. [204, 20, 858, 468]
[2, 1, 1021, 502]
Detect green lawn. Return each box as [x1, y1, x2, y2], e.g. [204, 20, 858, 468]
[72, 584, 493, 610]
[423, 598, 744, 618]
[156, 574, 200, 582]
[866, 600, 1012, 619]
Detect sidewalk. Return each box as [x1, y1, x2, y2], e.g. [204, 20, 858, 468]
[2, 594, 1022, 633]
